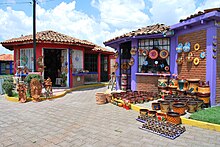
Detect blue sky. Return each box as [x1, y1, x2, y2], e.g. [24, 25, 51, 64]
[0, 0, 219, 54]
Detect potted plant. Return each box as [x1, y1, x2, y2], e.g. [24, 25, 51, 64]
[61, 73, 67, 87]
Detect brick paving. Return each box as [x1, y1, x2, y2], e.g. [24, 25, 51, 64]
[0, 86, 220, 147]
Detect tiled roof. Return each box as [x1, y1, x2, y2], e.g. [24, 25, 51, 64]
[179, 8, 220, 22]
[1, 30, 112, 53]
[0, 54, 13, 61]
[104, 24, 170, 44]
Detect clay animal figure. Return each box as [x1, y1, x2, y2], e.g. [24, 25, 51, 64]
[44, 77, 53, 99]
[17, 83, 27, 103]
[30, 78, 42, 102]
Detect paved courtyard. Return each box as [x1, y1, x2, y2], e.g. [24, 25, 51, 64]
[0, 86, 220, 147]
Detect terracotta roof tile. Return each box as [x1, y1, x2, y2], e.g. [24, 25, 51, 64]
[179, 8, 220, 22]
[104, 24, 170, 44]
[1, 30, 113, 53]
[0, 54, 13, 61]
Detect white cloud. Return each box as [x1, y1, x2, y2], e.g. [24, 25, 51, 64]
[91, 0, 150, 29]
[149, 0, 197, 25]
[196, 0, 220, 11]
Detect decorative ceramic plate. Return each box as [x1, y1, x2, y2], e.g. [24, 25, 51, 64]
[142, 49, 149, 56]
[149, 49, 158, 59]
[200, 51, 206, 59]
[159, 49, 169, 59]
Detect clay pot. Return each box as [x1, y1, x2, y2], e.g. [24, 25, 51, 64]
[152, 102, 160, 110]
[166, 112, 181, 125]
[187, 101, 198, 113]
[105, 93, 112, 103]
[194, 99, 204, 111]
[139, 109, 149, 117]
[172, 102, 186, 115]
[158, 77, 168, 88]
[95, 92, 106, 105]
[156, 112, 166, 121]
[160, 101, 170, 113]
[148, 110, 157, 118]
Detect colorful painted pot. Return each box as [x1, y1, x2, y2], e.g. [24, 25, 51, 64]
[197, 92, 210, 105]
[176, 43, 183, 53]
[187, 79, 200, 93]
[169, 78, 178, 87]
[183, 42, 191, 52]
[160, 101, 170, 113]
[158, 77, 168, 88]
[121, 74, 127, 80]
[156, 112, 166, 121]
[139, 109, 149, 117]
[148, 110, 157, 118]
[151, 102, 160, 110]
[194, 99, 204, 111]
[178, 79, 187, 91]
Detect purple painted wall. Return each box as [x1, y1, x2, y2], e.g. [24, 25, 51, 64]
[115, 44, 120, 90]
[206, 27, 217, 106]
[131, 39, 138, 91]
[170, 36, 178, 75]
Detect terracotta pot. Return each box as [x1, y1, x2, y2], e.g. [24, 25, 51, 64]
[156, 112, 166, 121]
[160, 101, 170, 113]
[95, 92, 106, 105]
[197, 92, 210, 104]
[158, 77, 168, 88]
[172, 102, 186, 115]
[148, 110, 157, 118]
[166, 112, 181, 124]
[105, 93, 112, 103]
[187, 101, 198, 113]
[187, 79, 200, 93]
[194, 99, 204, 111]
[151, 102, 160, 110]
[139, 109, 149, 117]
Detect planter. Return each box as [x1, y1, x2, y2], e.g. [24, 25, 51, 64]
[95, 92, 106, 105]
[187, 101, 198, 113]
[156, 112, 166, 121]
[172, 102, 186, 115]
[160, 100, 170, 113]
[151, 102, 160, 110]
[148, 110, 157, 118]
[139, 109, 149, 117]
[166, 112, 181, 125]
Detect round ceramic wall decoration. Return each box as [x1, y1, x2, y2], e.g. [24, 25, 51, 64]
[149, 49, 159, 59]
[176, 57, 183, 65]
[165, 66, 170, 71]
[159, 49, 169, 59]
[194, 43, 200, 51]
[200, 51, 206, 59]
[176, 43, 183, 53]
[142, 49, 149, 56]
[130, 48, 137, 55]
[193, 57, 200, 65]
[183, 42, 191, 52]
[21, 55, 28, 66]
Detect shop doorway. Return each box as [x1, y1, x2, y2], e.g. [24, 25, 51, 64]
[101, 55, 108, 82]
[44, 49, 62, 87]
[120, 41, 131, 90]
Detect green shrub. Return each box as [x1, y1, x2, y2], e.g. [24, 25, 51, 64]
[2, 81, 14, 96]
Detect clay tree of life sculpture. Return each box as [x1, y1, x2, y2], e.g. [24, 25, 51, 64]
[17, 82, 27, 103]
[30, 78, 42, 102]
[44, 77, 53, 99]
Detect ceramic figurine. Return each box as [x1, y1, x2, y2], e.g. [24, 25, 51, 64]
[17, 82, 27, 103]
[30, 78, 42, 102]
[176, 43, 183, 53]
[44, 77, 53, 99]
[183, 42, 191, 52]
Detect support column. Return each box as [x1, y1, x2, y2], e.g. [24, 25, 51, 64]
[9, 61, 13, 74]
[116, 44, 120, 90]
[170, 36, 178, 75]
[206, 27, 217, 106]
[97, 53, 101, 82]
[131, 39, 138, 91]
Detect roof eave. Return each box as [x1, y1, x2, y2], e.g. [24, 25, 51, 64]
[171, 11, 220, 30]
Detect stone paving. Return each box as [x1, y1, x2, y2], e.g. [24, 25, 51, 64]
[0, 86, 220, 147]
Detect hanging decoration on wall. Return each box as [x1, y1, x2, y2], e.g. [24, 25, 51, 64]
[186, 52, 194, 63]
[164, 66, 170, 71]
[142, 49, 148, 56]
[183, 42, 191, 52]
[113, 62, 118, 70]
[139, 48, 143, 55]
[200, 51, 206, 59]
[159, 49, 169, 59]
[149, 49, 158, 59]
[121, 62, 129, 70]
[130, 47, 137, 56]
[128, 57, 134, 66]
[194, 43, 200, 51]
[21, 55, 28, 66]
[176, 57, 183, 65]
[193, 57, 200, 66]
[37, 56, 45, 72]
[176, 43, 183, 53]
[143, 61, 148, 66]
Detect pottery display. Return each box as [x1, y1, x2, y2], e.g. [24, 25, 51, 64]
[194, 99, 204, 111]
[158, 77, 168, 88]
[148, 110, 157, 118]
[197, 92, 210, 105]
[156, 112, 166, 121]
[17, 82, 27, 103]
[140, 109, 149, 117]
[178, 78, 187, 91]
[151, 102, 160, 110]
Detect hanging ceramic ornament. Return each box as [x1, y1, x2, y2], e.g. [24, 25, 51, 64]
[183, 42, 191, 52]
[176, 43, 183, 53]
